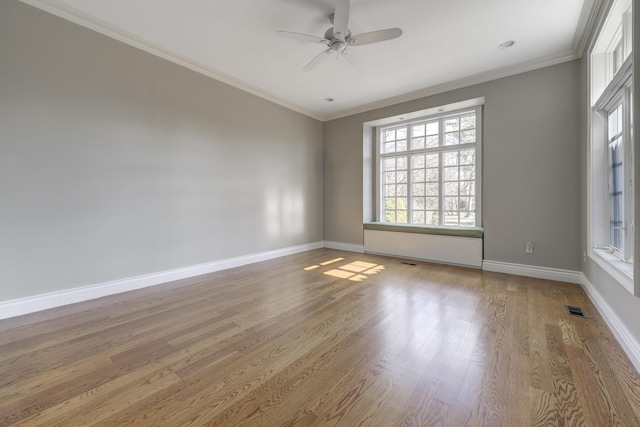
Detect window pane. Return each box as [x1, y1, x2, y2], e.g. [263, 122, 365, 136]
[412, 183, 425, 196]
[425, 154, 439, 167]
[413, 124, 425, 137]
[397, 140, 408, 152]
[385, 210, 396, 223]
[459, 196, 475, 212]
[383, 130, 395, 142]
[397, 128, 407, 140]
[445, 118, 459, 132]
[412, 137, 425, 150]
[412, 211, 425, 224]
[396, 210, 408, 223]
[397, 157, 408, 170]
[461, 130, 476, 143]
[444, 167, 458, 181]
[412, 155, 425, 168]
[412, 169, 425, 182]
[426, 197, 439, 210]
[461, 196, 476, 212]
[444, 212, 459, 226]
[426, 135, 439, 148]
[460, 181, 475, 196]
[444, 197, 458, 210]
[460, 165, 475, 180]
[384, 158, 396, 170]
[425, 211, 439, 225]
[426, 122, 438, 135]
[425, 168, 439, 182]
[385, 172, 396, 183]
[460, 212, 476, 226]
[385, 185, 396, 196]
[445, 182, 459, 196]
[460, 114, 475, 130]
[444, 152, 458, 166]
[425, 183, 439, 196]
[445, 132, 460, 145]
[397, 184, 408, 196]
[384, 142, 395, 153]
[608, 105, 620, 138]
[413, 196, 425, 209]
[460, 149, 475, 165]
[609, 138, 624, 250]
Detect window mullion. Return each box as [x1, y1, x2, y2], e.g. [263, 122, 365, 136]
[407, 125, 413, 224]
[438, 118, 445, 225]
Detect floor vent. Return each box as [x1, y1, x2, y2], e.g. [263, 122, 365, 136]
[565, 305, 587, 318]
[401, 261, 417, 266]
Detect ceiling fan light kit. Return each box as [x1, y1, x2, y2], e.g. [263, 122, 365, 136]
[277, 0, 402, 71]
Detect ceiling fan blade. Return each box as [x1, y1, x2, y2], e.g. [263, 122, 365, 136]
[340, 49, 363, 72]
[350, 28, 403, 46]
[303, 49, 332, 71]
[333, 0, 350, 38]
[277, 31, 328, 44]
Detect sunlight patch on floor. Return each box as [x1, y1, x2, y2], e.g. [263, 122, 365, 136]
[304, 258, 385, 282]
[320, 257, 344, 266]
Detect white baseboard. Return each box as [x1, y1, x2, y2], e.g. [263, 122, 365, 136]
[323, 241, 365, 253]
[0, 241, 324, 320]
[482, 260, 581, 284]
[580, 274, 640, 374]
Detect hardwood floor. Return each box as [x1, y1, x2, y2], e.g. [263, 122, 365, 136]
[1, 249, 640, 426]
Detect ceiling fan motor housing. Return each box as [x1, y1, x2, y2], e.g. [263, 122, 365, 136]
[277, 0, 403, 71]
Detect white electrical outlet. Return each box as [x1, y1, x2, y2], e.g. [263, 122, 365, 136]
[525, 242, 534, 254]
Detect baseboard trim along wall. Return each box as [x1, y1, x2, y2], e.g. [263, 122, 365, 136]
[324, 241, 365, 253]
[0, 241, 325, 320]
[580, 274, 640, 374]
[482, 260, 582, 284]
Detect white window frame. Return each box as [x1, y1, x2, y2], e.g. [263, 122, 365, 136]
[375, 106, 482, 228]
[600, 84, 633, 260]
[588, 0, 634, 293]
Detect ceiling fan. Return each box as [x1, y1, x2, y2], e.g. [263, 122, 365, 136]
[277, 0, 403, 71]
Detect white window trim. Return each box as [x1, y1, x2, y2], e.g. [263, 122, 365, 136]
[587, 0, 634, 294]
[599, 80, 633, 261]
[374, 106, 483, 228]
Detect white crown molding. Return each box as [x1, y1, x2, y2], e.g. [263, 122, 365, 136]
[580, 274, 640, 374]
[0, 241, 324, 320]
[18, 0, 324, 122]
[572, 0, 606, 58]
[325, 51, 579, 121]
[482, 260, 582, 284]
[324, 241, 365, 253]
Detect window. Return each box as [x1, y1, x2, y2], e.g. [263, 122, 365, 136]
[377, 107, 481, 227]
[588, 0, 633, 290]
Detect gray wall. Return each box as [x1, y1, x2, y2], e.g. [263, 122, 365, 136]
[0, 2, 323, 302]
[324, 61, 582, 271]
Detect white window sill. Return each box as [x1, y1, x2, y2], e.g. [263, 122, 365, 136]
[590, 249, 634, 294]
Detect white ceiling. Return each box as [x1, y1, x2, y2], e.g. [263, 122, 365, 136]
[22, 0, 594, 121]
